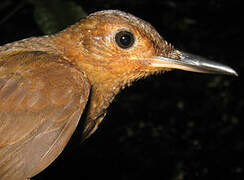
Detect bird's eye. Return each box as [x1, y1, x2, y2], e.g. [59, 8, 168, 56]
[115, 31, 135, 49]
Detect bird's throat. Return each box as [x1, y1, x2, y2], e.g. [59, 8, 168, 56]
[81, 76, 123, 139]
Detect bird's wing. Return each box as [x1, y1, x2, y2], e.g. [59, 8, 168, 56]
[0, 51, 90, 178]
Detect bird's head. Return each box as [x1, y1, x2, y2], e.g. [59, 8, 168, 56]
[54, 10, 237, 91]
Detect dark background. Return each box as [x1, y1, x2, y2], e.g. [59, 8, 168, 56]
[0, 0, 243, 179]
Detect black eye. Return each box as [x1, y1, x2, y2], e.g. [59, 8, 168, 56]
[115, 31, 135, 49]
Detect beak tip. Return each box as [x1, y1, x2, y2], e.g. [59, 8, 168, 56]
[223, 67, 238, 76]
[232, 71, 238, 77]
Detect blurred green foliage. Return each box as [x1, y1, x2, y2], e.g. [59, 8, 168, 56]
[27, 0, 87, 34]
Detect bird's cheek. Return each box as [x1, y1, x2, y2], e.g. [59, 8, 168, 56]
[103, 60, 133, 75]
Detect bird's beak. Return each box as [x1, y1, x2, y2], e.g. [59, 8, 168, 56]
[150, 50, 238, 76]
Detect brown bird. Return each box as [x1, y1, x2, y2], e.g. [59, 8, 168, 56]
[0, 10, 237, 179]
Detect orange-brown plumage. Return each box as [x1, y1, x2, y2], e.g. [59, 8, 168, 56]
[0, 10, 237, 179]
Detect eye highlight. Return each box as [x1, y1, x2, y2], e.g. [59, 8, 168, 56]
[115, 30, 135, 49]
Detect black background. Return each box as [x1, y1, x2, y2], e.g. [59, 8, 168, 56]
[0, 0, 243, 179]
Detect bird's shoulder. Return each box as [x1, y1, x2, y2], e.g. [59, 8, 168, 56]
[0, 50, 91, 147]
[0, 50, 92, 178]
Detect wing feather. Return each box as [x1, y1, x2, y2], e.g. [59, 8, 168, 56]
[0, 51, 90, 179]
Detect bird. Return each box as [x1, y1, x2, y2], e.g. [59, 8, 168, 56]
[0, 10, 237, 179]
